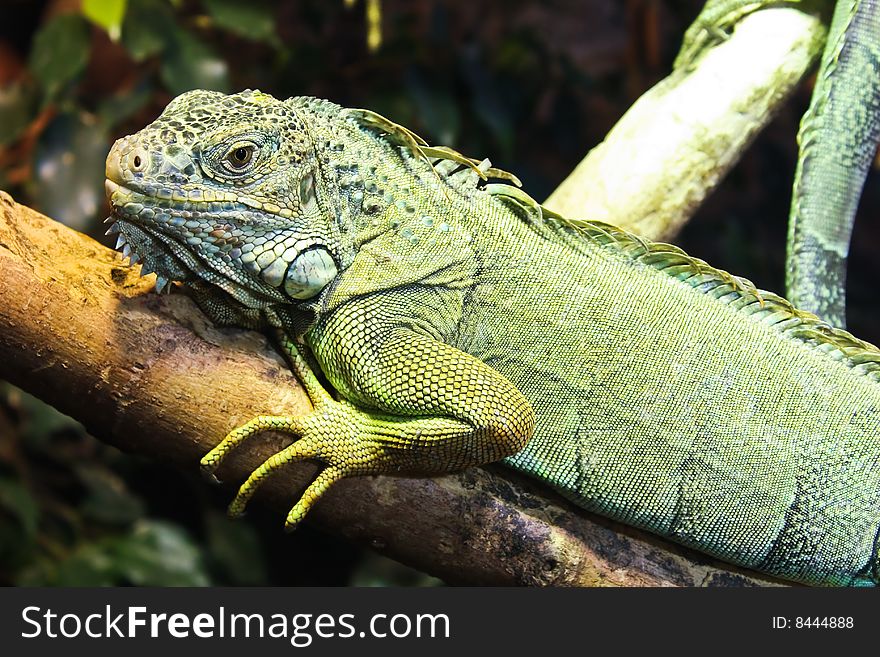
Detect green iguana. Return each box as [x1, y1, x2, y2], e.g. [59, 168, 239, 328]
[103, 88, 880, 587]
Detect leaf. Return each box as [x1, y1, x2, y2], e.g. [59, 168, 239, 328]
[74, 464, 145, 526]
[82, 0, 128, 42]
[205, 511, 267, 585]
[28, 13, 92, 101]
[0, 82, 37, 147]
[0, 476, 40, 539]
[201, 0, 279, 46]
[121, 0, 175, 62]
[96, 81, 153, 128]
[160, 31, 230, 96]
[113, 520, 211, 586]
[22, 520, 212, 586]
[32, 112, 109, 231]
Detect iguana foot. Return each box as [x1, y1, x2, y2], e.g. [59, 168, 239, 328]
[200, 323, 529, 530]
[201, 397, 397, 530]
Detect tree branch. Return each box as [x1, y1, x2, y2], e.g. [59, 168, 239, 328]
[0, 191, 787, 586]
[545, 7, 825, 241]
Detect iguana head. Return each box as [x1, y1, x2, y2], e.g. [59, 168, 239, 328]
[105, 89, 341, 308]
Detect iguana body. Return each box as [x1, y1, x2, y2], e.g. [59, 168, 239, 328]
[104, 90, 880, 587]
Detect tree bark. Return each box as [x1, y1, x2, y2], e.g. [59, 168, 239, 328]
[0, 191, 786, 586]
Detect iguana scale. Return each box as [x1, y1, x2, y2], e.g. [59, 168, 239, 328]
[786, 0, 880, 327]
[104, 89, 880, 587]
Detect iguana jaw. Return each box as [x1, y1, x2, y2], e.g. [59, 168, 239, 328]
[104, 176, 296, 307]
[105, 179, 339, 308]
[103, 91, 342, 307]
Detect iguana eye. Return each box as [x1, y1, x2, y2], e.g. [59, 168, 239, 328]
[223, 144, 256, 171]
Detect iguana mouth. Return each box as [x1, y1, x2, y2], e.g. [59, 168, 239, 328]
[104, 178, 337, 306]
[105, 180, 194, 295]
[104, 178, 141, 200]
[104, 177, 256, 297]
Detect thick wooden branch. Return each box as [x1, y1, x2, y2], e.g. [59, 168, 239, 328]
[0, 192, 785, 586]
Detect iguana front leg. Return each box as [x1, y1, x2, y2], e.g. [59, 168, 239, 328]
[202, 320, 534, 530]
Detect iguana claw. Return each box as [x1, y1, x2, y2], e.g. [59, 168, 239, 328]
[200, 400, 390, 530]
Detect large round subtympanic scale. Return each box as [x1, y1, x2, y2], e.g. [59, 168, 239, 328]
[283, 247, 338, 299]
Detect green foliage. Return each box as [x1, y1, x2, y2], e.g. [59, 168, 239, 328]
[121, 0, 231, 94]
[0, 476, 40, 541]
[33, 112, 109, 230]
[18, 520, 211, 586]
[96, 83, 153, 127]
[121, 0, 176, 61]
[204, 511, 267, 585]
[82, 0, 128, 42]
[160, 31, 230, 95]
[28, 13, 92, 103]
[0, 385, 274, 586]
[202, 0, 280, 46]
[0, 475, 40, 572]
[74, 464, 146, 525]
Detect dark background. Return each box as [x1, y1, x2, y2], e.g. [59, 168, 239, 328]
[0, 0, 877, 586]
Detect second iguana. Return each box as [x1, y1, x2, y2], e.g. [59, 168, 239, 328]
[104, 89, 880, 587]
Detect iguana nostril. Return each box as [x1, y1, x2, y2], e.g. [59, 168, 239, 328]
[129, 148, 149, 173]
[105, 142, 150, 184]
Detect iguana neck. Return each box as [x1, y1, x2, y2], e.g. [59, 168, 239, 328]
[291, 97, 452, 259]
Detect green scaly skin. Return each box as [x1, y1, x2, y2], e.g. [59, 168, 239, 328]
[105, 90, 880, 586]
[676, 0, 880, 328]
[787, 0, 880, 327]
